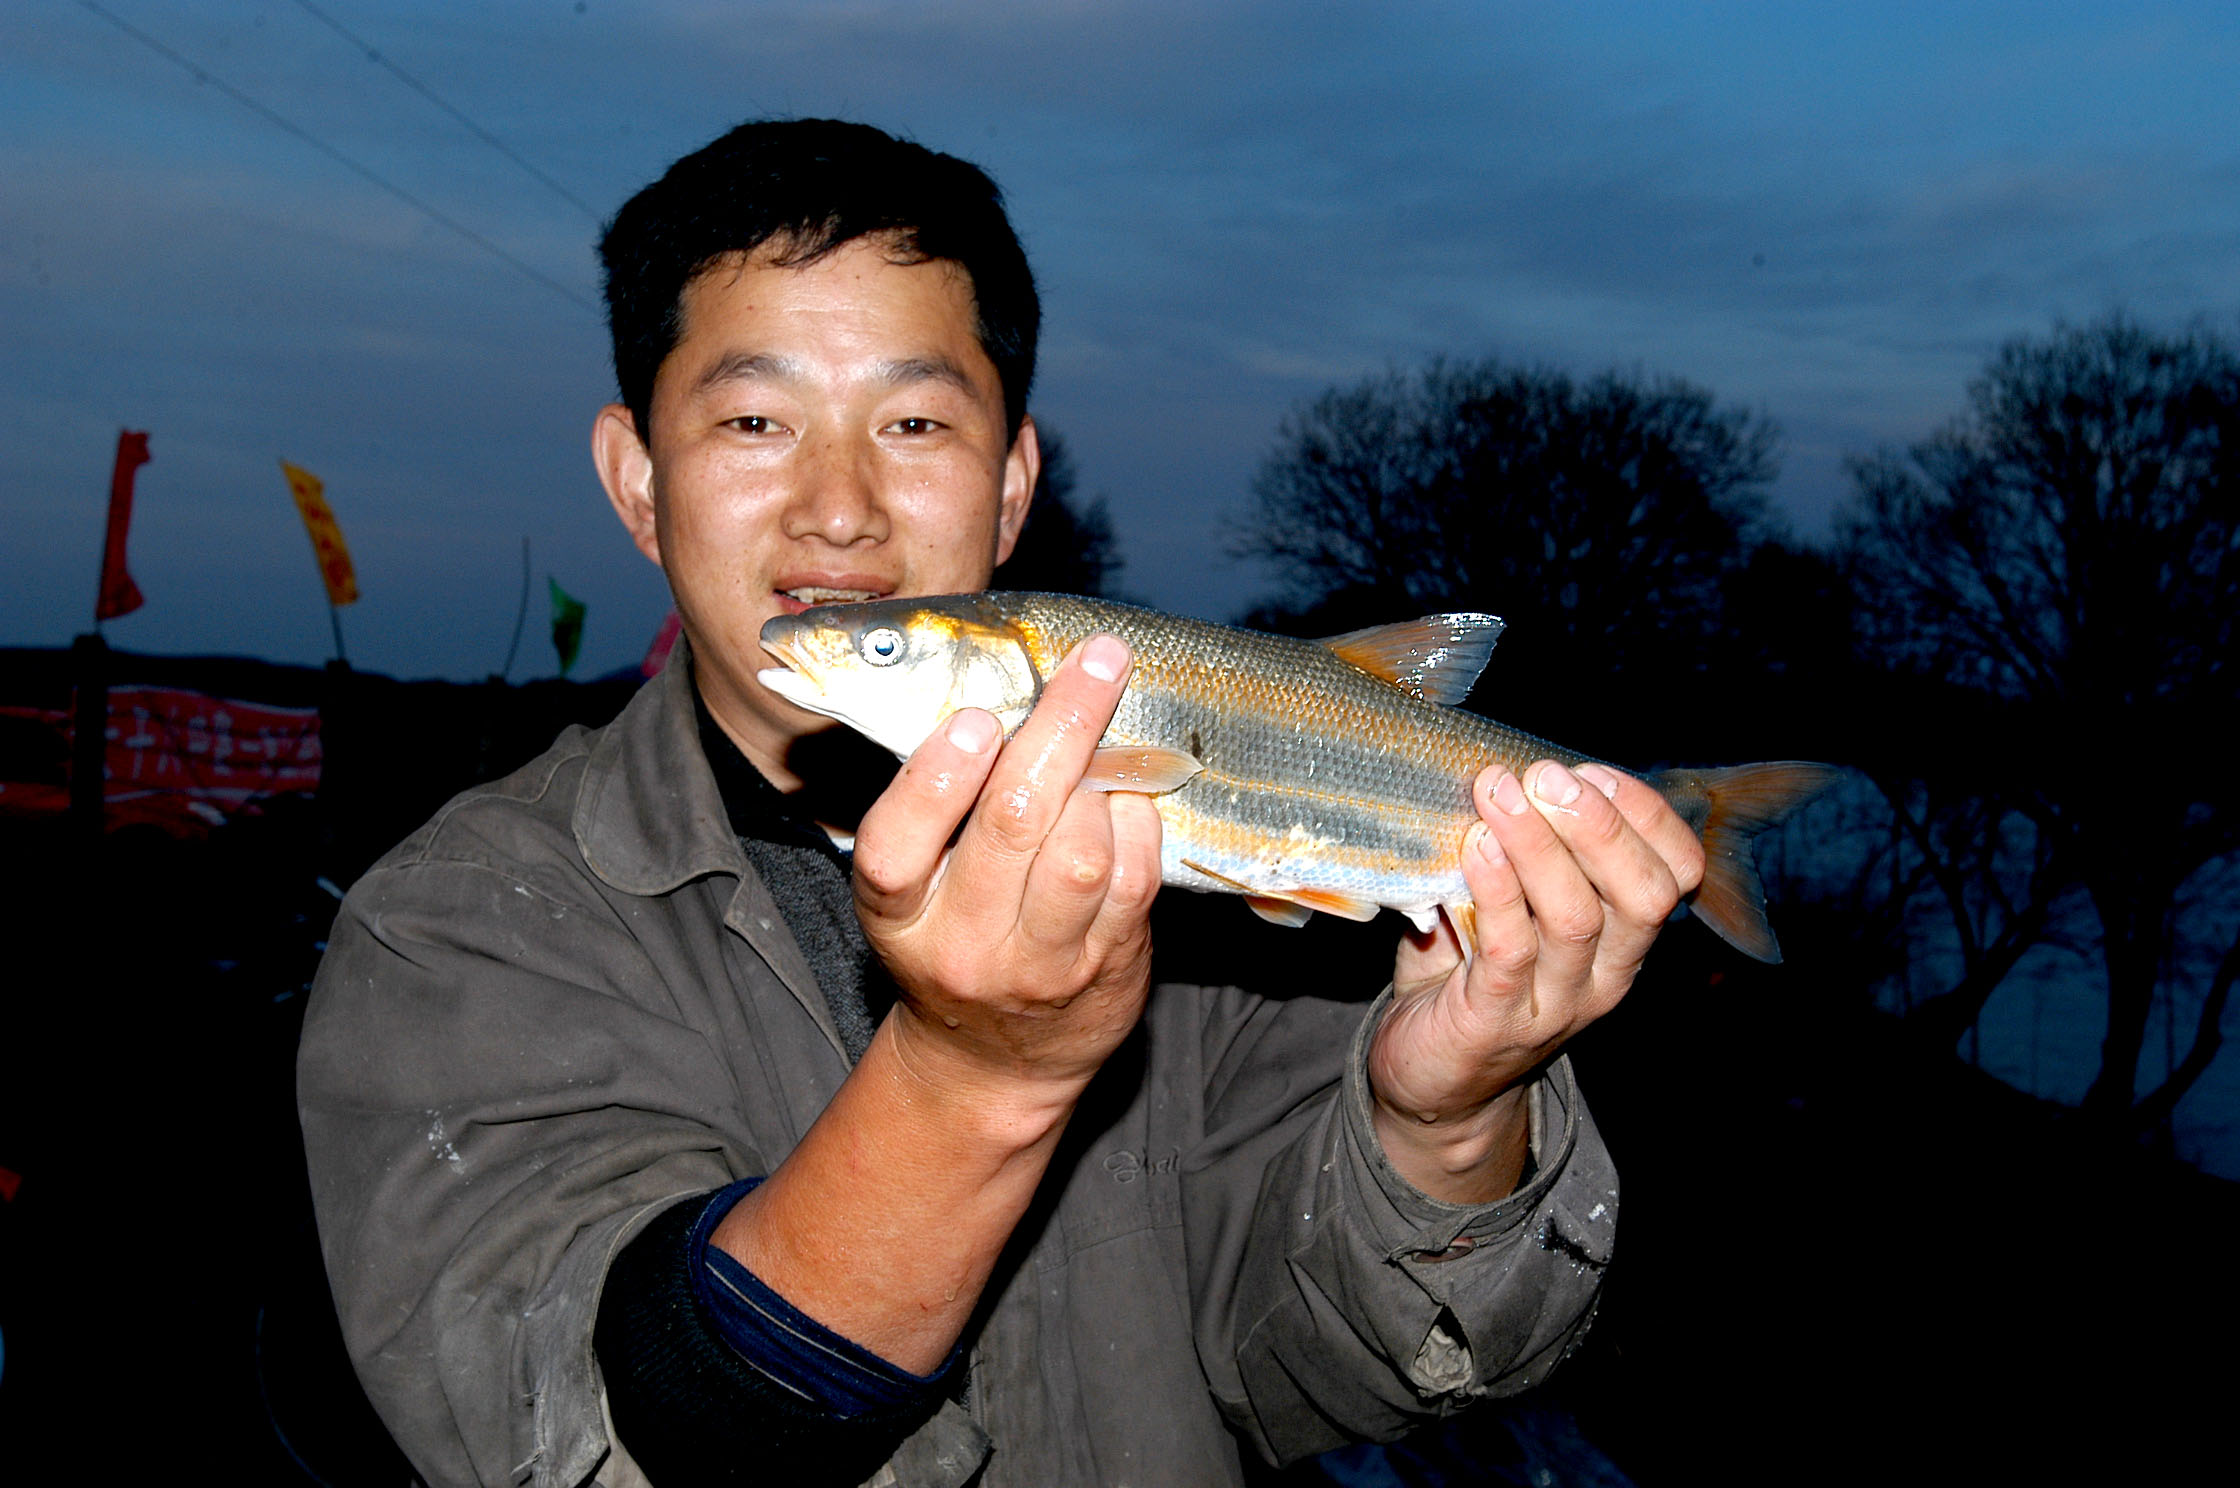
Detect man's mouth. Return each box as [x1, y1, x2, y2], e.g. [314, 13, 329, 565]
[776, 585, 884, 615]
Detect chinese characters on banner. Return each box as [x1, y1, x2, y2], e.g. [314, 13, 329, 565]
[0, 687, 322, 837]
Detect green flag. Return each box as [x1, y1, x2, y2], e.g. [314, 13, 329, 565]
[549, 578, 586, 676]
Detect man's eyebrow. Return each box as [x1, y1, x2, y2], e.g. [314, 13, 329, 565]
[875, 356, 977, 395]
[687, 352, 978, 399]
[691, 351, 799, 397]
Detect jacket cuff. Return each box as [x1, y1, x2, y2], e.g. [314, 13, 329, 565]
[689, 1178, 963, 1416]
[1339, 988, 1602, 1265]
[1330, 987, 1618, 1395]
[592, 1184, 949, 1486]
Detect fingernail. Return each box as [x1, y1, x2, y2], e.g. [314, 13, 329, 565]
[1533, 761, 1581, 807]
[1080, 634, 1128, 683]
[1492, 770, 1529, 816]
[1467, 821, 1506, 865]
[1576, 763, 1622, 800]
[945, 710, 998, 754]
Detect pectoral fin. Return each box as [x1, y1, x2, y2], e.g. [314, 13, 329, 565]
[1318, 613, 1504, 705]
[1081, 745, 1204, 794]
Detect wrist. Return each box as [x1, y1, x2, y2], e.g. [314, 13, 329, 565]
[882, 1003, 1089, 1152]
[1371, 1083, 1532, 1202]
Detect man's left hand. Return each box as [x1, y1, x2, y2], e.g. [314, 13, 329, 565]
[1369, 760, 1704, 1203]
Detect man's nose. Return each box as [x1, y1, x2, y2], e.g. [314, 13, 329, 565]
[783, 434, 891, 546]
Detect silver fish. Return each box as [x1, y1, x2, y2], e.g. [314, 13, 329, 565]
[759, 591, 1836, 961]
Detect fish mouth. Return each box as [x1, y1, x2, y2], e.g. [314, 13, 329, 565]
[756, 613, 824, 698]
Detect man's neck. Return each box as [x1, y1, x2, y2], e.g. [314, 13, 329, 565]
[691, 673, 896, 845]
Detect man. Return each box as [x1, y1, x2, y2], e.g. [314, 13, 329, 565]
[300, 119, 1702, 1488]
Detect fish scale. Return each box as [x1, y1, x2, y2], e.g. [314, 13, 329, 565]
[1000, 594, 1592, 922]
[758, 591, 1838, 961]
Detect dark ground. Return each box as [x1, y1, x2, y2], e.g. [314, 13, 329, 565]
[3, 656, 2233, 1485]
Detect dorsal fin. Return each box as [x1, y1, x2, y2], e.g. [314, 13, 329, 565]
[1318, 613, 1504, 705]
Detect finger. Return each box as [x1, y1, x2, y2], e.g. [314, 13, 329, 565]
[853, 707, 1002, 926]
[1576, 763, 1706, 896]
[1484, 764, 1604, 995]
[945, 635, 1132, 892]
[1459, 790, 1538, 1001]
[1523, 760, 1675, 977]
[1089, 790, 1164, 943]
[1017, 788, 1120, 952]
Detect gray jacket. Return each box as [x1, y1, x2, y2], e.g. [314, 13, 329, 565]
[298, 643, 1618, 1488]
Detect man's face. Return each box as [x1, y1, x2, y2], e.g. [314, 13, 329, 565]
[596, 236, 1037, 787]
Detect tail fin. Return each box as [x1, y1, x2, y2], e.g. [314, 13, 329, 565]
[1653, 762, 1842, 964]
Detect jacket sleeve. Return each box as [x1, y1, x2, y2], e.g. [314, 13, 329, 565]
[1178, 986, 1616, 1466]
[298, 848, 761, 1488]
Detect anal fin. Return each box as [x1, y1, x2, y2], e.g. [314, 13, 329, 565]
[1442, 900, 1478, 967]
[1180, 858, 1383, 925]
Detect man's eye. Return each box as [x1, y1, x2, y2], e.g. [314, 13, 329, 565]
[728, 415, 779, 434]
[889, 417, 941, 435]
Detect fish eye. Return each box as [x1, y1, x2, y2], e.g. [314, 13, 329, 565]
[861, 627, 905, 666]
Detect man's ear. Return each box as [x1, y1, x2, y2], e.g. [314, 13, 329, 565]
[993, 415, 1040, 568]
[594, 404, 662, 568]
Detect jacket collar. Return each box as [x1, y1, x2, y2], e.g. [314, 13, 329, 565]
[571, 634, 841, 1054]
[572, 633, 750, 896]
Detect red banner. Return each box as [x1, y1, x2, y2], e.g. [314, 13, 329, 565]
[96, 430, 151, 621]
[0, 686, 322, 836]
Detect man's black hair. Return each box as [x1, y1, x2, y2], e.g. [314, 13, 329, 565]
[598, 118, 1039, 444]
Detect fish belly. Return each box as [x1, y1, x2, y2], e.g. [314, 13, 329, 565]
[1152, 788, 1468, 919]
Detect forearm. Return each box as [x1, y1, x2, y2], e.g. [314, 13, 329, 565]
[709, 1004, 1084, 1373]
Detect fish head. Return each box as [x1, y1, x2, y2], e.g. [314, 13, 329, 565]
[757, 593, 1042, 759]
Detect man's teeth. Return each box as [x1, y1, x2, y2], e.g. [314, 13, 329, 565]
[785, 587, 880, 604]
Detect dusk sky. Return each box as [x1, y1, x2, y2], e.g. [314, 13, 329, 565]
[7, 1, 2237, 681]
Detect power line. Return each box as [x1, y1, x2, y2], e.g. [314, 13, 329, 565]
[286, 0, 604, 223]
[78, 0, 598, 315]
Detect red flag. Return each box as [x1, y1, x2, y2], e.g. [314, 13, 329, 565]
[96, 430, 151, 621]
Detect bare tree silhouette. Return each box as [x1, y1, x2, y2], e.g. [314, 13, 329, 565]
[1234, 358, 1783, 753]
[1838, 316, 2240, 1129]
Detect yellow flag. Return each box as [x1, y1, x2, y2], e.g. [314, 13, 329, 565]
[280, 460, 359, 606]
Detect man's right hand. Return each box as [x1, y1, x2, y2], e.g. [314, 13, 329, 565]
[849, 633, 1165, 1117]
[712, 635, 1162, 1373]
